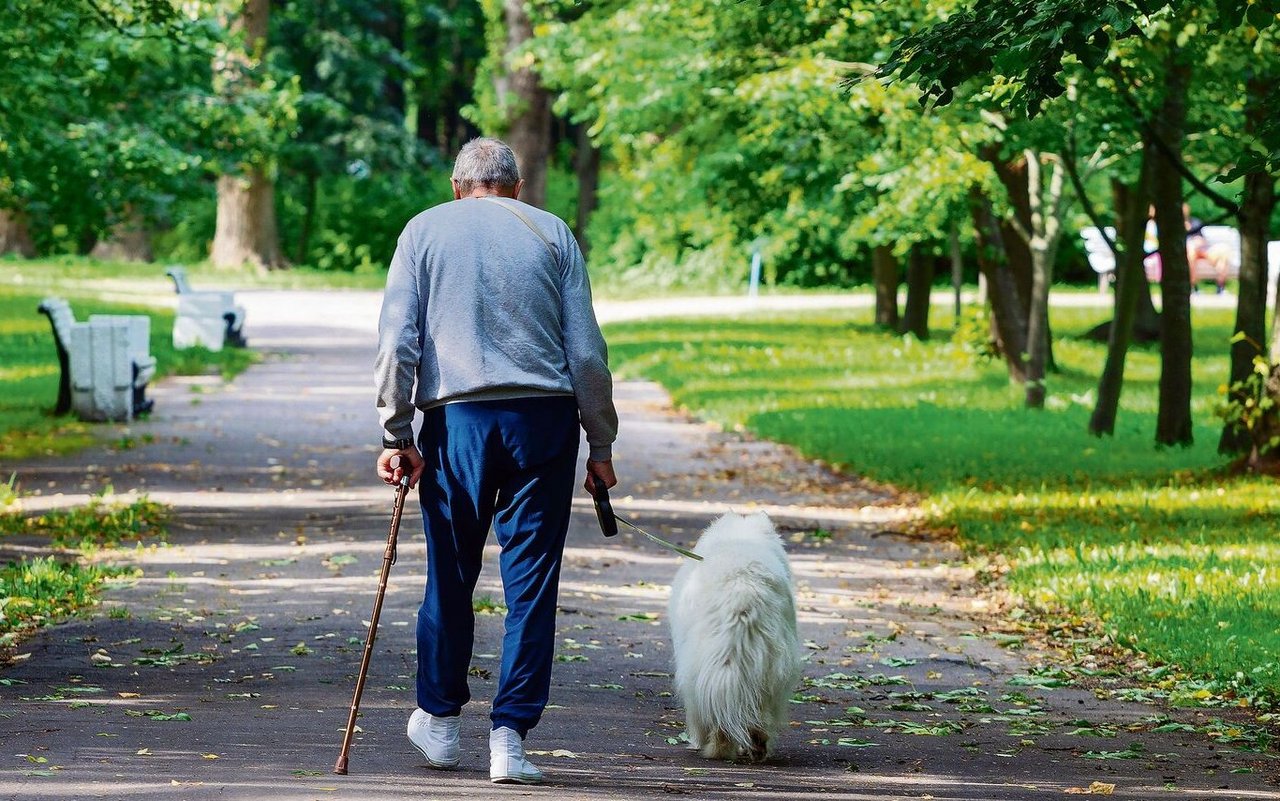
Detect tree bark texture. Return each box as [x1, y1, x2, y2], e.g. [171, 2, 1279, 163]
[211, 0, 285, 270]
[1152, 53, 1194, 447]
[212, 170, 284, 270]
[573, 124, 600, 257]
[872, 245, 900, 329]
[899, 246, 933, 339]
[987, 150, 1035, 321]
[1090, 144, 1153, 436]
[1112, 177, 1163, 339]
[495, 0, 550, 208]
[0, 209, 36, 257]
[970, 190, 1028, 382]
[1015, 150, 1068, 409]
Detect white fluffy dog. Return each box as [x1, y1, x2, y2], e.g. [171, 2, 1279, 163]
[667, 512, 802, 761]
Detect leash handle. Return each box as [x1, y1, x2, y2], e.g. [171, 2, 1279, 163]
[591, 475, 618, 537]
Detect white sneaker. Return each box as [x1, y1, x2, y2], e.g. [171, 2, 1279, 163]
[407, 708, 460, 769]
[489, 726, 543, 784]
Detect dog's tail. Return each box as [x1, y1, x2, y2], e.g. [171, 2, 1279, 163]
[686, 561, 799, 755]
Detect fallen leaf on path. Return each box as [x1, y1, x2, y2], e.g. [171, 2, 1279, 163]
[202, 753, 219, 759]
[527, 749, 579, 758]
[118, 692, 141, 699]
[135, 748, 151, 756]
[1065, 782, 1116, 795]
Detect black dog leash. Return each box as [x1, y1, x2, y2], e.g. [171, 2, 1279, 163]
[592, 476, 702, 561]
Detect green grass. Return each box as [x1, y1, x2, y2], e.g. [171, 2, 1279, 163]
[0, 488, 164, 646]
[604, 303, 1280, 707]
[0, 557, 124, 647]
[0, 276, 258, 460]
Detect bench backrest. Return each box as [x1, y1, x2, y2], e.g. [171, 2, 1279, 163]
[88, 314, 151, 362]
[38, 297, 78, 348]
[1080, 227, 1117, 273]
[165, 266, 194, 294]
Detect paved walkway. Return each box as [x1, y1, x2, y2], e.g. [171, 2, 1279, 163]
[1, 291, 1275, 799]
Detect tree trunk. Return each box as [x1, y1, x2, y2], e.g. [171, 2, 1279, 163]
[212, 170, 284, 270]
[1220, 73, 1278, 455]
[1090, 143, 1153, 436]
[970, 190, 1028, 382]
[295, 171, 319, 266]
[1124, 179, 1163, 341]
[573, 124, 600, 257]
[987, 150, 1036, 323]
[949, 224, 964, 324]
[1019, 150, 1067, 409]
[1152, 52, 1194, 447]
[89, 205, 152, 262]
[211, 0, 285, 270]
[0, 209, 36, 257]
[1024, 246, 1051, 407]
[899, 246, 933, 339]
[494, 0, 550, 208]
[872, 245, 900, 329]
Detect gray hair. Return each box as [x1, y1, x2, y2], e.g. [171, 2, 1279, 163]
[451, 138, 520, 194]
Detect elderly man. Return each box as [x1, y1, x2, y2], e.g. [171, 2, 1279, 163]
[374, 138, 618, 784]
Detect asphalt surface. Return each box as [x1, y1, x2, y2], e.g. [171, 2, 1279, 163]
[1, 290, 1276, 800]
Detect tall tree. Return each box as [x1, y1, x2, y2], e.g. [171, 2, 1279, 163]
[872, 246, 900, 329]
[491, 0, 551, 207]
[875, 0, 1278, 448]
[899, 246, 934, 339]
[1089, 144, 1153, 436]
[212, 0, 286, 269]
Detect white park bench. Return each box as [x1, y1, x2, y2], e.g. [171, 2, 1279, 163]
[37, 298, 157, 422]
[165, 266, 247, 351]
[1080, 226, 1117, 293]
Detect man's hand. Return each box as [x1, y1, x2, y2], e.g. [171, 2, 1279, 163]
[583, 458, 616, 495]
[377, 447, 425, 488]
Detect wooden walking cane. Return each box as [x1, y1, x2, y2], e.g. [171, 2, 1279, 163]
[334, 461, 411, 775]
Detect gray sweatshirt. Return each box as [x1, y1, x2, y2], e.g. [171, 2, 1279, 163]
[374, 196, 617, 461]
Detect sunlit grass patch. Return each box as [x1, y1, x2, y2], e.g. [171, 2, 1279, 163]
[0, 489, 164, 645]
[0, 556, 127, 647]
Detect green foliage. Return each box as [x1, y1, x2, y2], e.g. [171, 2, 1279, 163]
[1214, 350, 1280, 459]
[0, 491, 168, 550]
[0, 557, 121, 646]
[0, 484, 164, 646]
[874, 0, 1280, 176]
[0, 2, 226, 248]
[534, 0, 988, 287]
[605, 304, 1280, 705]
[276, 171, 454, 270]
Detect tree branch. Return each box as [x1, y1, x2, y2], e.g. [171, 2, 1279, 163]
[1063, 133, 1119, 256]
[1110, 62, 1240, 216]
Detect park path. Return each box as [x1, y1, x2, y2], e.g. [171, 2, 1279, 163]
[0, 290, 1275, 800]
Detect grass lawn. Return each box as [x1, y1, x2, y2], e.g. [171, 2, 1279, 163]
[604, 302, 1280, 709]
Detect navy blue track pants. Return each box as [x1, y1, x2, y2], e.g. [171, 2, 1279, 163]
[414, 395, 579, 737]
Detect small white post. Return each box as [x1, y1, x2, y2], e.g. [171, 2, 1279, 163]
[748, 248, 762, 299]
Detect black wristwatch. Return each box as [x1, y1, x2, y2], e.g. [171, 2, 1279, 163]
[382, 436, 415, 450]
